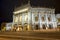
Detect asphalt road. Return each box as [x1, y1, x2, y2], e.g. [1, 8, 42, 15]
[0, 31, 60, 40]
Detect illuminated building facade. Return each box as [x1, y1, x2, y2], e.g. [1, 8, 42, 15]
[13, 3, 57, 31]
[56, 14, 60, 28]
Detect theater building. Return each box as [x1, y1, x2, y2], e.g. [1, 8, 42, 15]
[56, 14, 60, 28]
[13, 3, 57, 31]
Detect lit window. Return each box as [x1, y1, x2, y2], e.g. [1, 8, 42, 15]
[34, 12, 39, 22]
[15, 16, 18, 23]
[25, 15, 28, 21]
[19, 16, 22, 22]
[42, 17, 44, 21]
[48, 17, 51, 21]
[35, 16, 38, 21]
[48, 15, 51, 21]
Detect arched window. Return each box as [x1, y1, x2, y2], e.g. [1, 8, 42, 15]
[24, 13, 28, 22]
[25, 15, 28, 21]
[42, 17, 44, 21]
[48, 17, 51, 21]
[49, 24, 53, 29]
[48, 15, 51, 21]
[35, 16, 38, 21]
[19, 15, 22, 22]
[42, 24, 46, 29]
[14, 16, 18, 23]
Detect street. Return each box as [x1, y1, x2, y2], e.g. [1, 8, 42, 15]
[0, 31, 60, 40]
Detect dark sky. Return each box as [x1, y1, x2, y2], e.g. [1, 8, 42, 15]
[0, 0, 60, 23]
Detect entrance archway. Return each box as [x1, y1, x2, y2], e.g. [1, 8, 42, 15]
[24, 23, 28, 31]
[49, 24, 53, 29]
[42, 24, 46, 29]
[35, 24, 39, 30]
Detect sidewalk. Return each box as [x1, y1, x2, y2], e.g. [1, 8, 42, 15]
[0, 34, 59, 40]
[33, 29, 59, 32]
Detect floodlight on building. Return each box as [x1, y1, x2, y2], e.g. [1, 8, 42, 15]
[13, 8, 29, 14]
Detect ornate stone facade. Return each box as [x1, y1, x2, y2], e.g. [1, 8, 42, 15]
[13, 4, 57, 31]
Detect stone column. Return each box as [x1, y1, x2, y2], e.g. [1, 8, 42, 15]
[53, 14, 57, 29]
[46, 14, 49, 29]
[22, 13, 24, 30]
[13, 15, 15, 25]
[28, 11, 32, 30]
[39, 13, 42, 29]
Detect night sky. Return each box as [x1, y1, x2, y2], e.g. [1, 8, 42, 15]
[0, 0, 60, 23]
